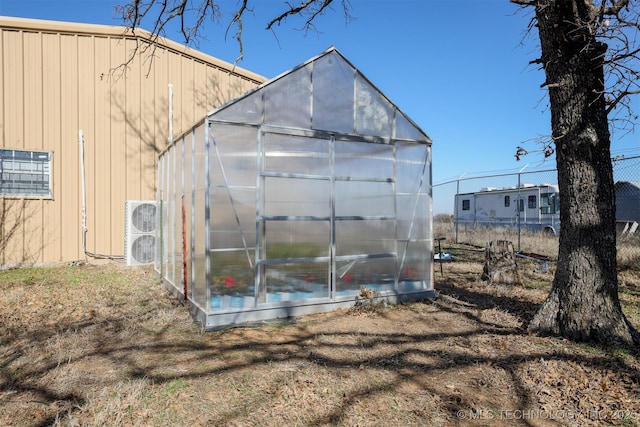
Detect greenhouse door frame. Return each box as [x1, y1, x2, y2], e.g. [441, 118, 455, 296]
[255, 126, 399, 304]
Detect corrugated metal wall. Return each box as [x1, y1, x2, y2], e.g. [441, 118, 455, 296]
[0, 17, 266, 266]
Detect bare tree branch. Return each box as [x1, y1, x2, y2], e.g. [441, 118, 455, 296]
[266, 0, 333, 30]
[115, 0, 351, 73]
[598, 0, 630, 17]
[510, 0, 535, 5]
[511, 0, 640, 141]
[266, 0, 353, 33]
[225, 0, 250, 66]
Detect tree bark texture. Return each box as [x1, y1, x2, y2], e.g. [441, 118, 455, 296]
[528, 0, 639, 346]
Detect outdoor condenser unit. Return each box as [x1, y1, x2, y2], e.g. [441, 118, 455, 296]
[124, 200, 157, 266]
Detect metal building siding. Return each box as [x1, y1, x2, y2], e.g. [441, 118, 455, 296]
[0, 17, 266, 266]
[2, 30, 27, 264]
[94, 36, 113, 254]
[109, 37, 128, 261]
[22, 32, 45, 264]
[124, 38, 142, 201]
[42, 32, 63, 263]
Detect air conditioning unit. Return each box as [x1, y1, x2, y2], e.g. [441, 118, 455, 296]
[124, 200, 157, 266]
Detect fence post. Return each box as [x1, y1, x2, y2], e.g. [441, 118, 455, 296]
[517, 172, 521, 252]
[455, 178, 459, 244]
[436, 157, 638, 260]
[455, 173, 464, 244]
[516, 164, 528, 252]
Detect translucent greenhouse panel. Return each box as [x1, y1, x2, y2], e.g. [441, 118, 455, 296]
[263, 262, 329, 301]
[210, 187, 256, 249]
[311, 50, 355, 134]
[263, 133, 330, 176]
[166, 147, 176, 285]
[156, 155, 165, 274]
[395, 110, 429, 143]
[184, 136, 193, 299]
[264, 64, 312, 129]
[396, 161, 428, 194]
[173, 139, 184, 290]
[397, 240, 431, 289]
[209, 250, 256, 311]
[209, 125, 258, 187]
[213, 90, 263, 125]
[335, 219, 396, 257]
[264, 220, 330, 260]
[193, 125, 207, 308]
[334, 141, 393, 179]
[264, 177, 330, 217]
[354, 75, 394, 138]
[335, 257, 396, 295]
[397, 194, 429, 240]
[162, 154, 170, 280]
[334, 180, 395, 217]
[396, 142, 431, 193]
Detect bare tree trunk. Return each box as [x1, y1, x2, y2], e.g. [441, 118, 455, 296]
[528, 0, 639, 346]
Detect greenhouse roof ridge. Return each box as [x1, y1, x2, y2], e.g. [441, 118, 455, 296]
[202, 46, 431, 145]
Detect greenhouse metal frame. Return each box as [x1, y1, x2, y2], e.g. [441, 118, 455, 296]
[156, 47, 435, 329]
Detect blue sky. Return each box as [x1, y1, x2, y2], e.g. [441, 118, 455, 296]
[2, 0, 639, 213]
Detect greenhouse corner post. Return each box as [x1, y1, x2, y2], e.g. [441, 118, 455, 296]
[329, 134, 336, 299]
[204, 117, 211, 308]
[182, 195, 188, 305]
[255, 129, 263, 304]
[181, 122, 188, 305]
[191, 129, 197, 306]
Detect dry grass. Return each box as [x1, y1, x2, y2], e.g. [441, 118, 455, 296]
[618, 237, 640, 271]
[1, 261, 639, 427]
[434, 219, 559, 257]
[434, 218, 640, 270]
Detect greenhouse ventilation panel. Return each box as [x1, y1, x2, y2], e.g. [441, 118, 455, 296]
[156, 47, 435, 329]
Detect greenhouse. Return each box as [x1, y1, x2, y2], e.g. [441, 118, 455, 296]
[156, 47, 435, 329]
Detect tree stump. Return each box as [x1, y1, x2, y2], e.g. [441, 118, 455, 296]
[481, 240, 522, 286]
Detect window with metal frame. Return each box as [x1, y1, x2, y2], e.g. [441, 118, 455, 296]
[540, 192, 559, 214]
[0, 149, 53, 198]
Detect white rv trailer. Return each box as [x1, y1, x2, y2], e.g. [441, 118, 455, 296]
[454, 183, 561, 234]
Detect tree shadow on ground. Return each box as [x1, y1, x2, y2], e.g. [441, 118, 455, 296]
[1, 265, 639, 426]
[437, 276, 543, 325]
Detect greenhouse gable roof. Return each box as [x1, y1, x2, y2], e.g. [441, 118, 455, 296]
[208, 46, 431, 145]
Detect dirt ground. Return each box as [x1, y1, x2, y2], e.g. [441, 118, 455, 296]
[1, 256, 639, 427]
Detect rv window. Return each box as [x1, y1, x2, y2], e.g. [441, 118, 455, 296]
[540, 192, 559, 214]
[518, 199, 525, 212]
[528, 195, 536, 209]
[462, 199, 470, 211]
[504, 195, 510, 207]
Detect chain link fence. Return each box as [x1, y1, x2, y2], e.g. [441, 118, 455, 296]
[433, 156, 640, 268]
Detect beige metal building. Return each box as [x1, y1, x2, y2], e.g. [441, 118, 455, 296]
[0, 16, 266, 267]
